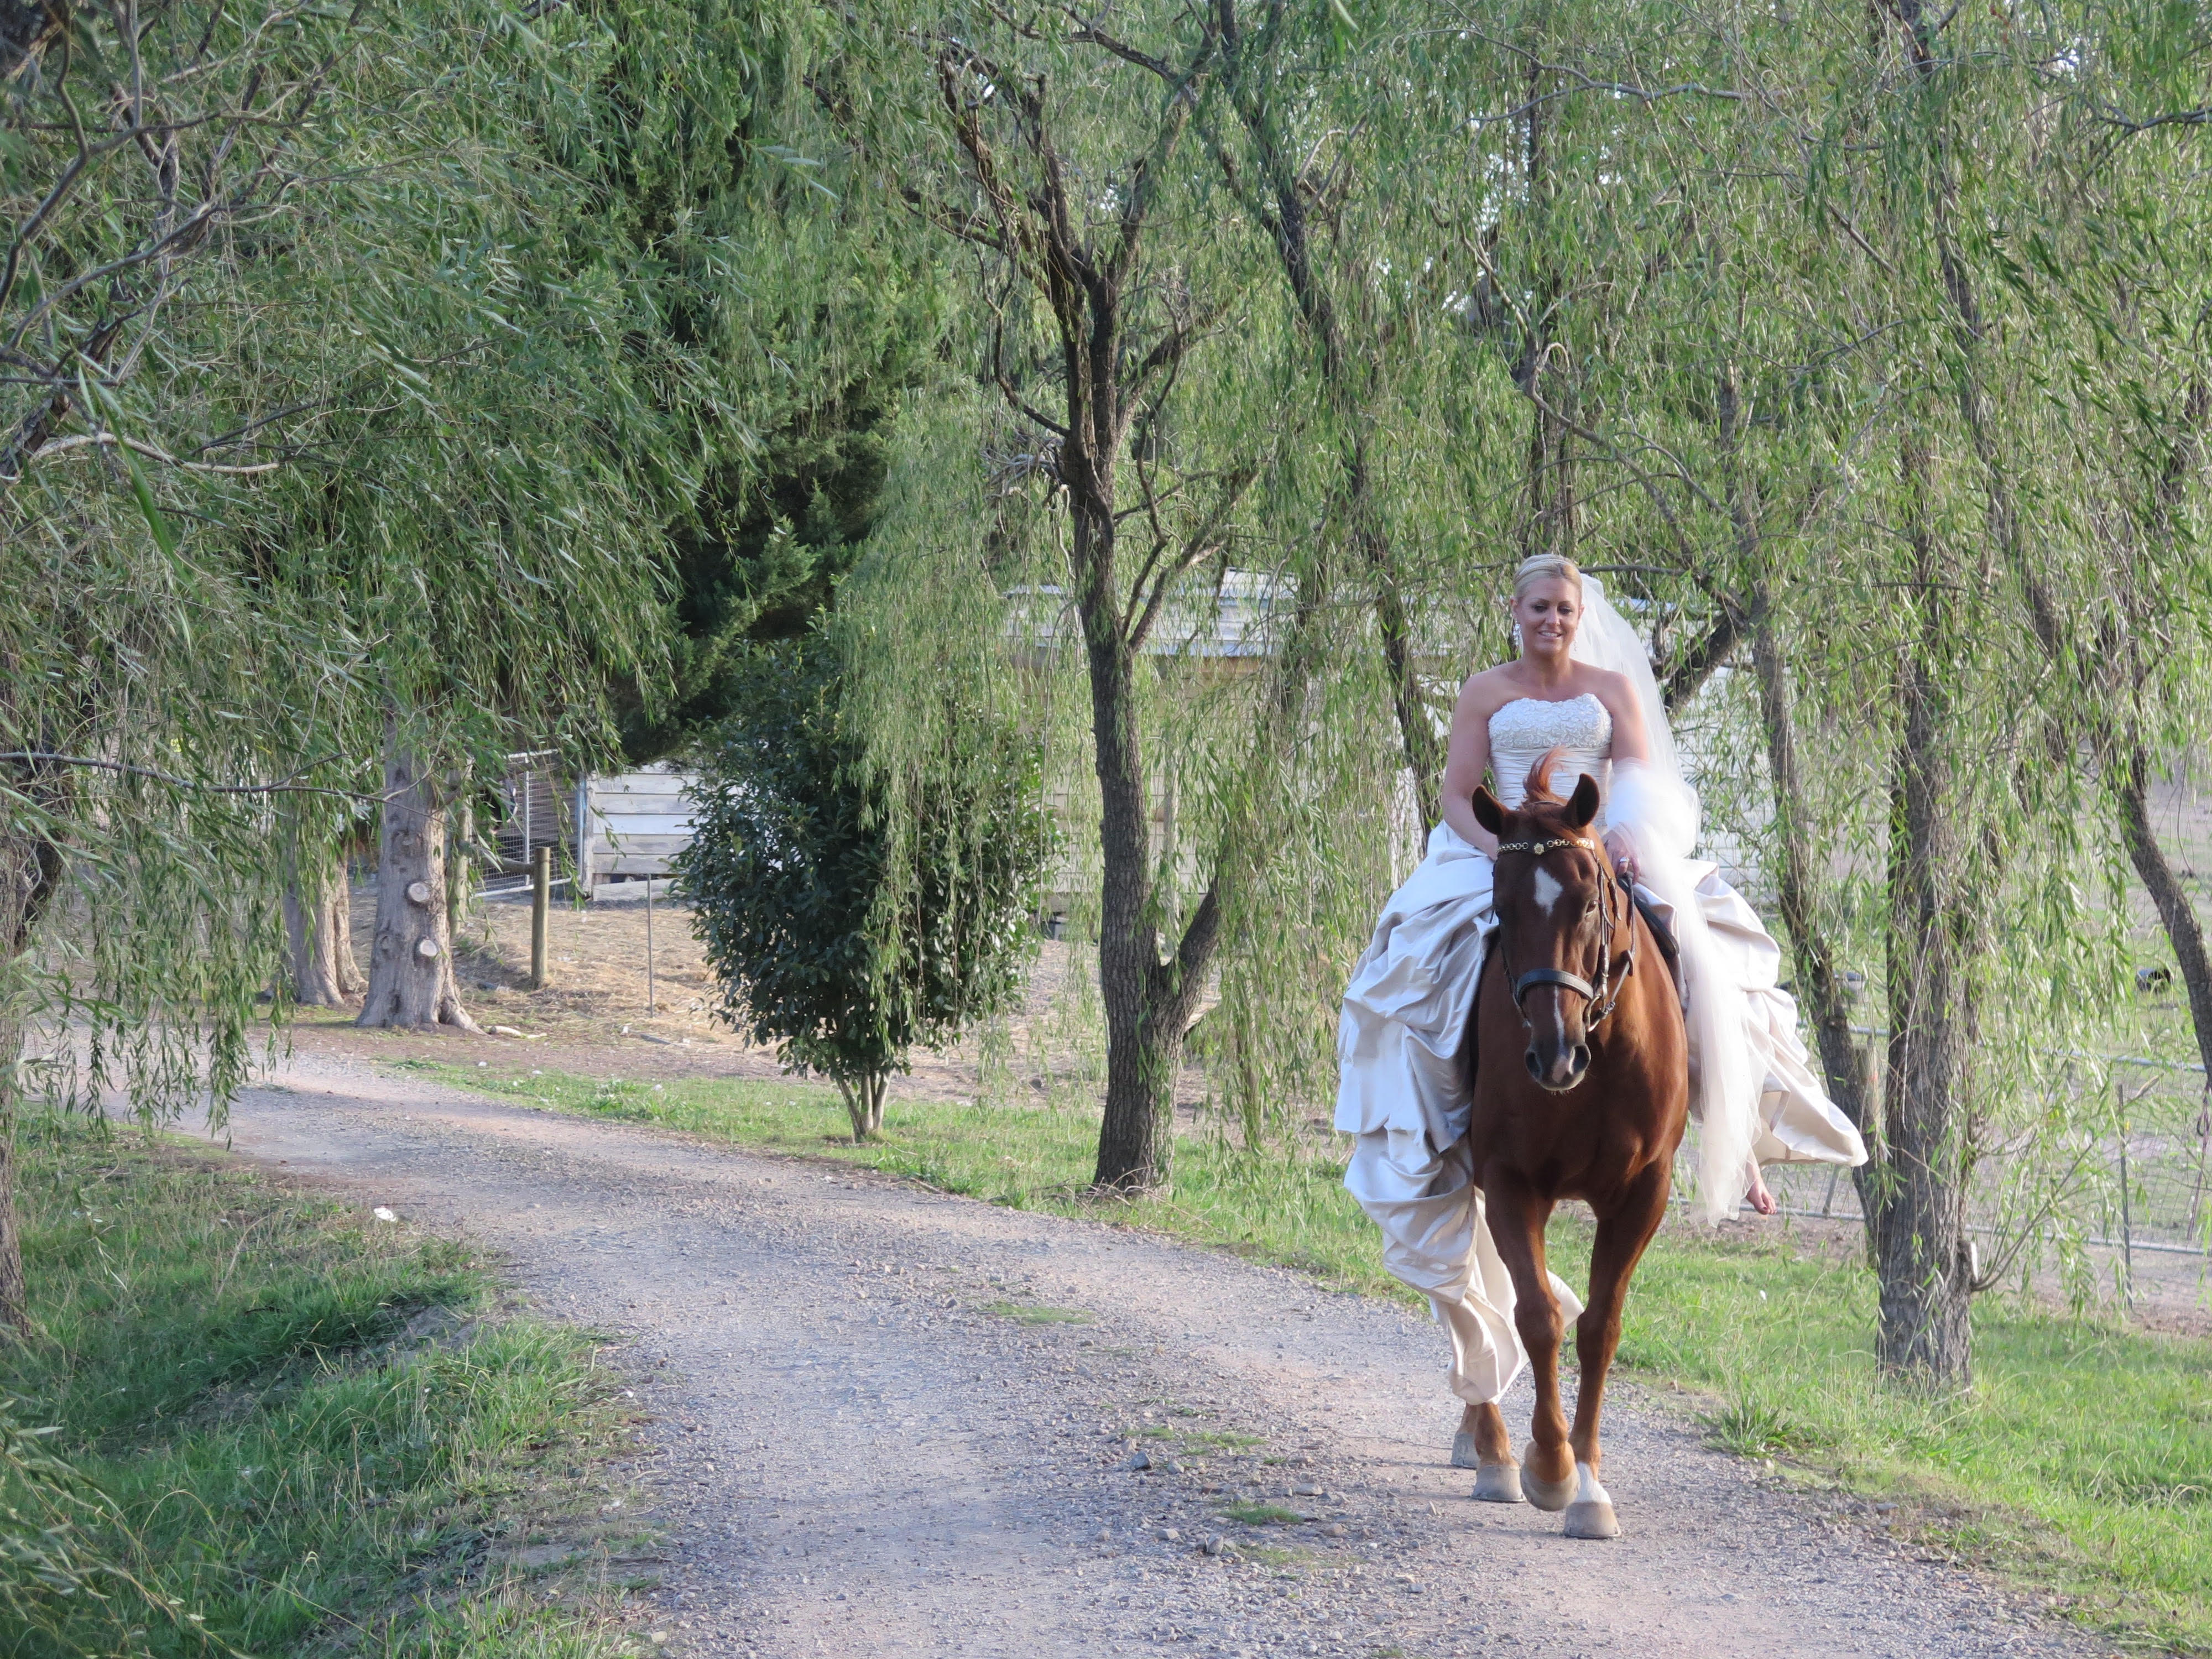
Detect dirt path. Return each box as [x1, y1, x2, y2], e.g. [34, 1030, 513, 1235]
[223, 1052, 2107, 1659]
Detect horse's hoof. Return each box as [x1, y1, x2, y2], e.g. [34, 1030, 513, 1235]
[1521, 1468, 1575, 1512]
[1563, 1499, 1620, 1539]
[1471, 1461, 1524, 1504]
[1560, 1460, 1618, 1536]
[1450, 1430, 1483, 1470]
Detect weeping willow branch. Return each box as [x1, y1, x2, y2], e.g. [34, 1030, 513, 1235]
[20, 430, 285, 474]
[0, 753, 378, 800]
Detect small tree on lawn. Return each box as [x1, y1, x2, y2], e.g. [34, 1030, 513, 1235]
[682, 643, 1052, 1142]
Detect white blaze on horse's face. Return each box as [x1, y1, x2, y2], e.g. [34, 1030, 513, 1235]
[1531, 867, 1564, 916]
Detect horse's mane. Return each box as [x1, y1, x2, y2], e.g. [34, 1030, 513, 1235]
[1521, 745, 1570, 808]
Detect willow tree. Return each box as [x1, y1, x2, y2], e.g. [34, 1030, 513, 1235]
[0, 0, 383, 1327]
[826, 3, 1320, 1189]
[237, 0, 706, 1029]
[578, 0, 950, 763]
[0, 0, 682, 1344]
[1342, 0, 2210, 1387]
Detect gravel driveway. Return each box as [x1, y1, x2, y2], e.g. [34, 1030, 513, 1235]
[220, 1053, 2109, 1659]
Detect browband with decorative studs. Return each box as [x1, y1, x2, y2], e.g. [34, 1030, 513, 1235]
[1494, 836, 1600, 857]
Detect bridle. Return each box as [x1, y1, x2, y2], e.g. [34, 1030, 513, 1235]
[1492, 832, 1637, 1030]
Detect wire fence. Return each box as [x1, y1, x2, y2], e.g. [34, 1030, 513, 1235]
[1760, 1039, 2212, 1280]
[494, 749, 571, 874]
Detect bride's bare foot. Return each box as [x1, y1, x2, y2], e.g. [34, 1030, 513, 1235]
[1745, 1160, 1777, 1216]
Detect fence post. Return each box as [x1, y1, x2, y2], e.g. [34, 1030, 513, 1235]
[2190, 1081, 2211, 1243]
[644, 873, 656, 1015]
[530, 845, 550, 990]
[2117, 1077, 2134, 1312]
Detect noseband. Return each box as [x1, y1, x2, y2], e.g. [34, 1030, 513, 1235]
[1493, 833, 1636, 1029]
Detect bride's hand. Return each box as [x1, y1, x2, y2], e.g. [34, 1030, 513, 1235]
[1603, 826, 1640, 884]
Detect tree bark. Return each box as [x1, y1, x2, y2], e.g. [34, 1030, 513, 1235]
[1871, 435, 1974, 1387]
[1661, 606, 1746, 716]
[283, 848, 359, 1006]
[357, 736, 477, 1031]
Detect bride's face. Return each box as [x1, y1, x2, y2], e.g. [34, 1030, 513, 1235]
[1512, 578, 1581, 659]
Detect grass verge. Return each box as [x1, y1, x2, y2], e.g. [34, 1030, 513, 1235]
[420, 1062, 2212, 1655]
[1, 1110, 651, 1658]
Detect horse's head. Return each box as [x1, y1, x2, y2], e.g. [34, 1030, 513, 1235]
[1473, 748, 1613, 1093]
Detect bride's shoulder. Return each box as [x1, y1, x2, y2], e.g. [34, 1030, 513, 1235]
[1457, 663, 1524, 714]
[1579, 667, 1646, 737]
[1578, 665, 1636, 705]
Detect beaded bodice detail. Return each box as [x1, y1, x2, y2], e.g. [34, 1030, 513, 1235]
[1487, 694, 1613, 809]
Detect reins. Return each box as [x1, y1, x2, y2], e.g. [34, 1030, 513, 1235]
[1492, 833, 1639, 1030]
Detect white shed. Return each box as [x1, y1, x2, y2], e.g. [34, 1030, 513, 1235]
[573, 763, 701, 896]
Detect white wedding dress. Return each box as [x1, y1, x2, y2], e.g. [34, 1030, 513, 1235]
[1335, 686, 1867, 1406]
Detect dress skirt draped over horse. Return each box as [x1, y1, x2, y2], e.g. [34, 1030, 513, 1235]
[1336, 691, 1867, 1407]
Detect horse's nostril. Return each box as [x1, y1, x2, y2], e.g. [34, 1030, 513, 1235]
[1571, 1044, 1591, 1075]
[1525, 1049, 1543, 1079]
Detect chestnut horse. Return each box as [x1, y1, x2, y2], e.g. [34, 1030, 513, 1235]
[1452, 753, 1689, 1539]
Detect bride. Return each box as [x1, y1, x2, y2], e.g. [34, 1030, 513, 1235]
[1335, 552, 1866, 1414]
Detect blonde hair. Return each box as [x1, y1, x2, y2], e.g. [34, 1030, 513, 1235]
[1512, 552, 1584, 601]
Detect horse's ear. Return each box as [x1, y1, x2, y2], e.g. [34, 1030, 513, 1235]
[1472, 786, 1504, 836]
[1565, 774, 1600, 828]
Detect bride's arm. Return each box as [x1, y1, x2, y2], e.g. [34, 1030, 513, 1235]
[1599, 673, 1651, 876]
[1439, 675, 1500, 853]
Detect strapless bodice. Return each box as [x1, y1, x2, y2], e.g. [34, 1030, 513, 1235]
[1487, 693, 1612, 808]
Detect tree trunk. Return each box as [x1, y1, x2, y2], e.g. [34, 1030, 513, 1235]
[1087, 508, 1183, 1192]
[0, 1080, 23, 1338]
[1076, 472, 1226, 1193]
[283, 848, 358, 1006]
[2112, 745, 2212, 1078]
[357, 737, 477, 1032]
[0, 801, 61, 1336]
[447, 797, 475, 947]
[837, 1075, 886, 1143]
[1870, 436, 1974, 1387]
[335, 864, 366, 997]
[1350, 441, 1441, 826]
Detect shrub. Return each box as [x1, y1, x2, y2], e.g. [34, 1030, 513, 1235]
[680, 641, 1052, 1140]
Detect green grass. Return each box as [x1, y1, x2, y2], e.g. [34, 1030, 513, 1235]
[0, 1112, 649, 1659]
[422, 1062, 2212, 1654]
[1217, 1503, 1304, 1527]
[980, 1300, 1091, 1325]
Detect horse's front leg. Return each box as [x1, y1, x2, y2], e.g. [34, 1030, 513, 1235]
[1563, 1161, 1672, 1539]
[1480, 1170, 1574, 1510]
[1452, 1400, 1523, 1500]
